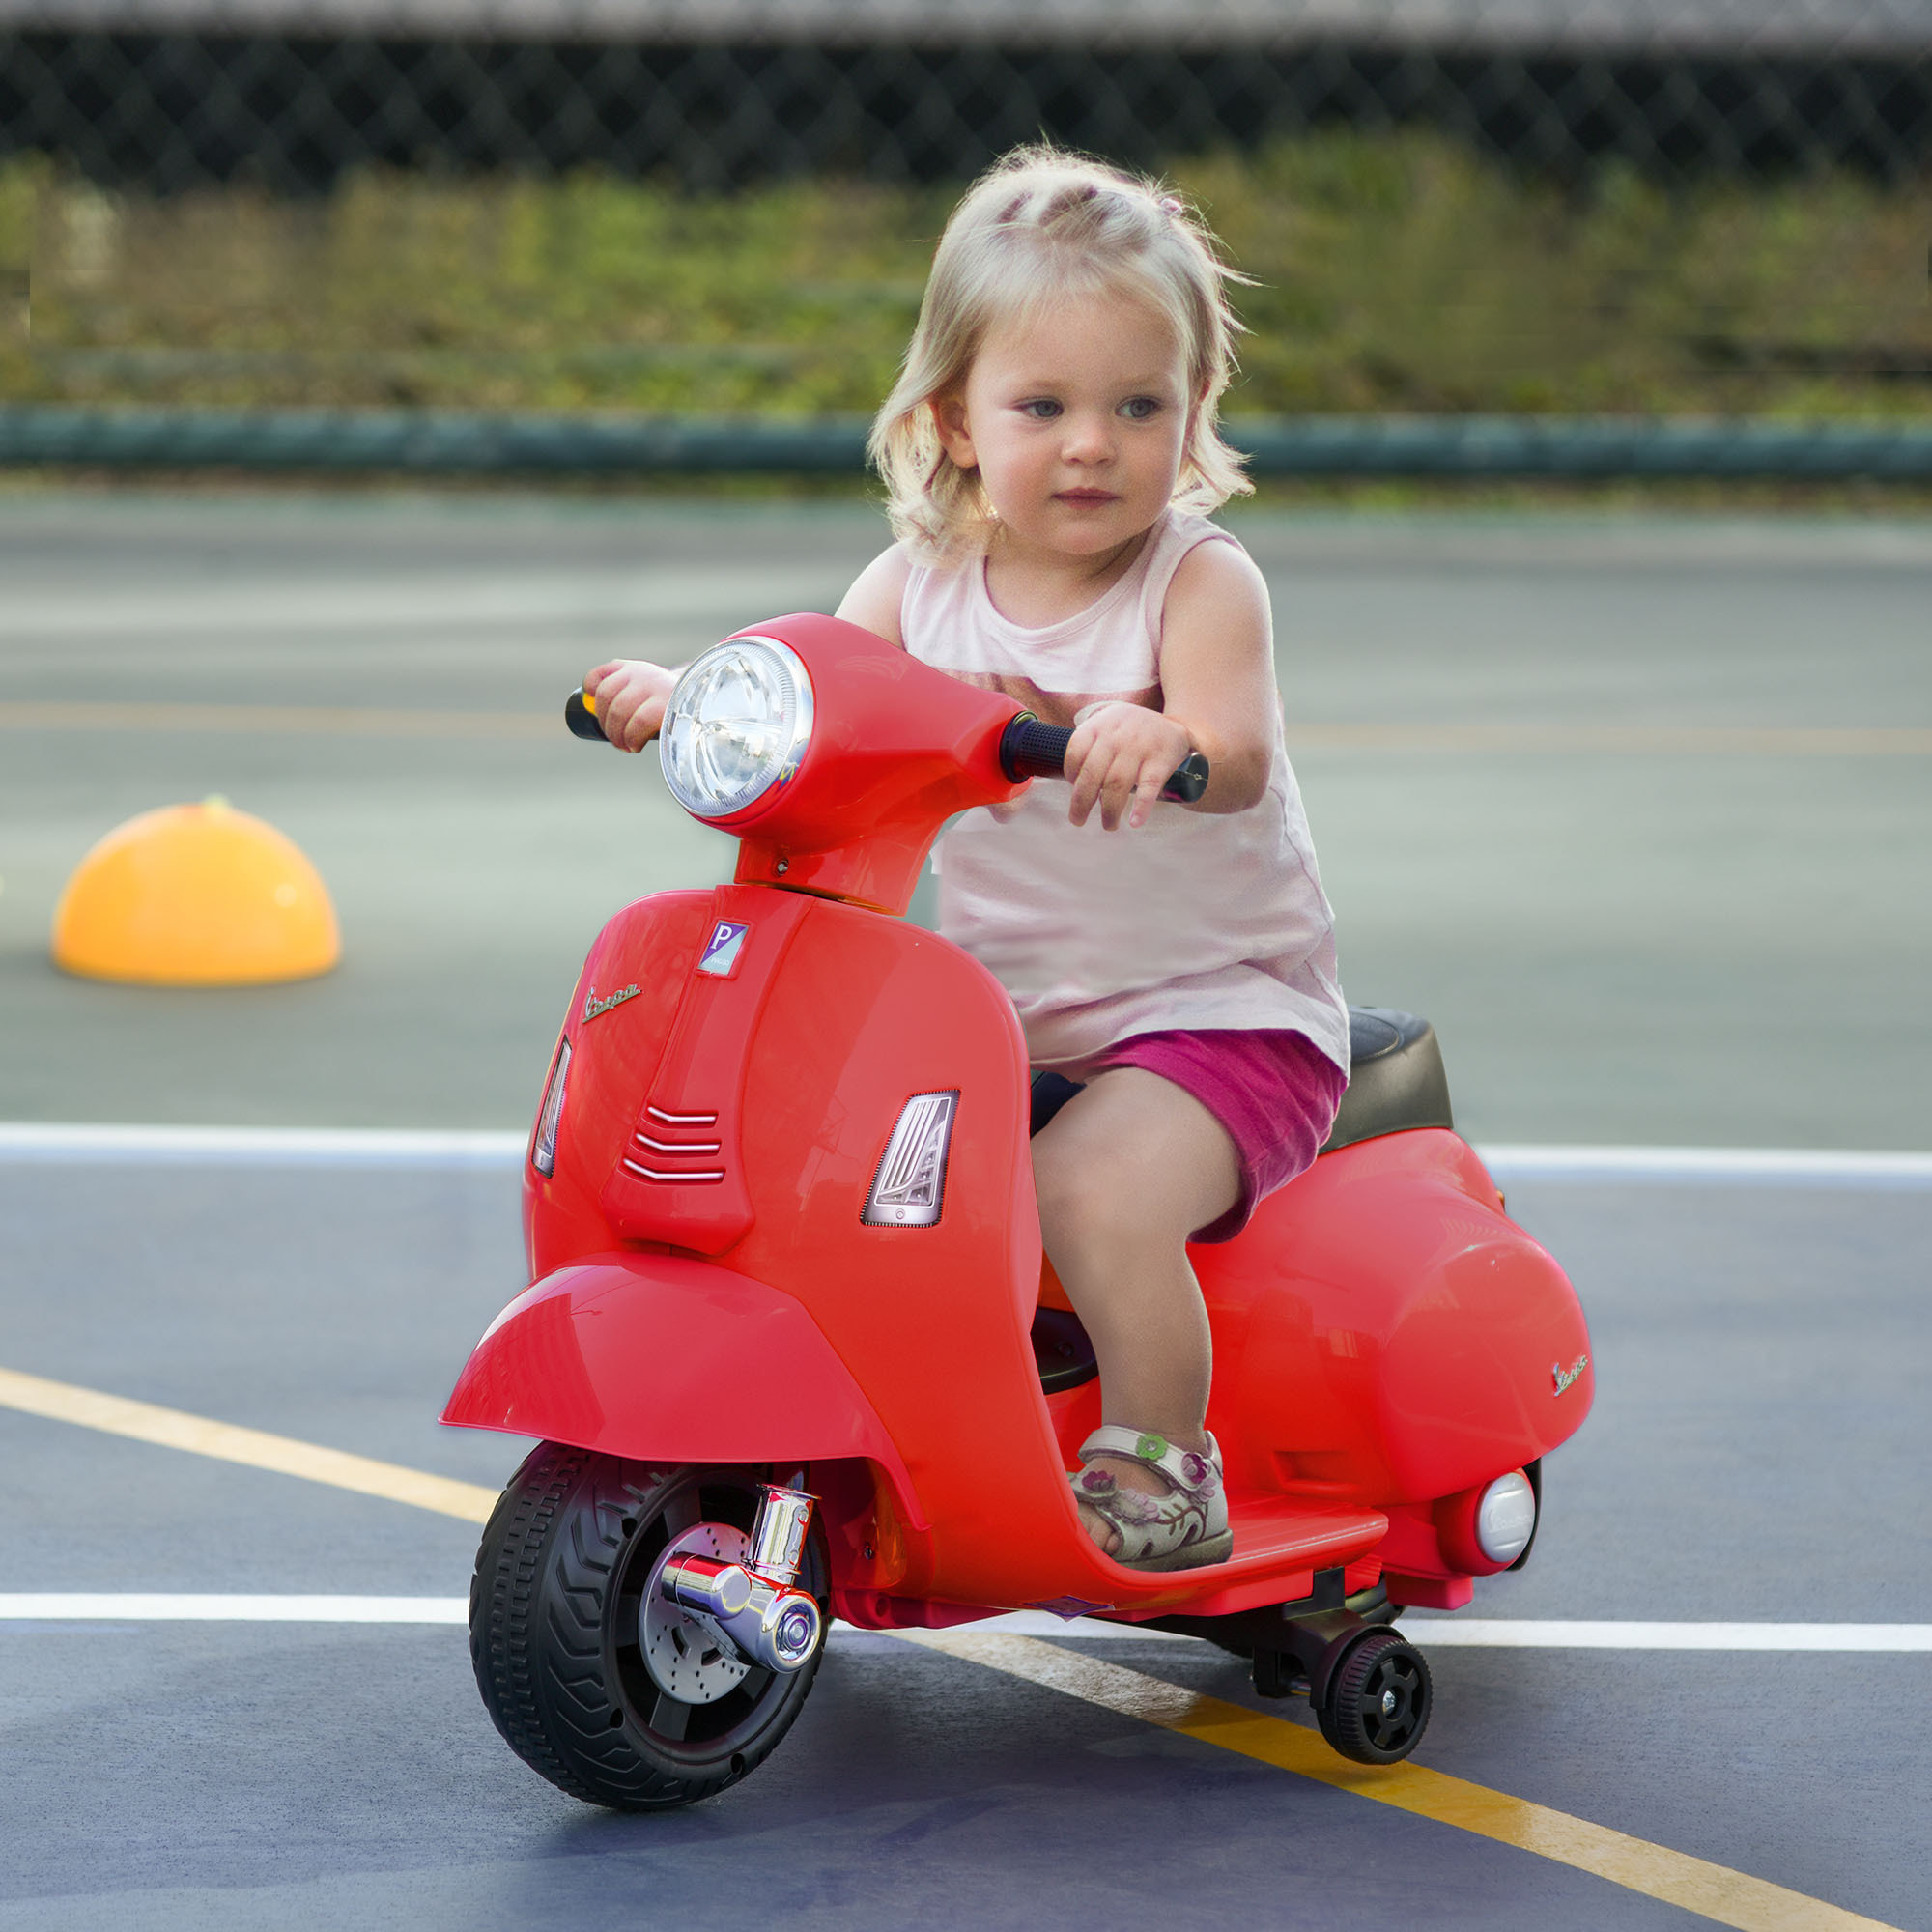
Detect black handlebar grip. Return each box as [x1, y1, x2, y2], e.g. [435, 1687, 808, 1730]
[998, 716, 1076, 782]
[1161, 752, 1211, 804]
[564, 689, 611, 743]
[997, 714, 1209, 804]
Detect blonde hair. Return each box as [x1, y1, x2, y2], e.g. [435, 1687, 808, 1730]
[868, 145, 1253, 563]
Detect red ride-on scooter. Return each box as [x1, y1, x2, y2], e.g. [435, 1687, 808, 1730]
[443, 613, 1594, 1810]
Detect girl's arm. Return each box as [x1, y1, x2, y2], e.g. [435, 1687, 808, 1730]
[1065, 540, 1277, 830]
[836, 545, 912, 649]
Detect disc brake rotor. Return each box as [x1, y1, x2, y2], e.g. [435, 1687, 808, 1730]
[640, 1521, 753, 1705]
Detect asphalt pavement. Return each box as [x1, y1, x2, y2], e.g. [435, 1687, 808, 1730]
[2, 492, 1928, 1146]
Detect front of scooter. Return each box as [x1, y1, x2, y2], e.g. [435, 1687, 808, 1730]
[445, 614, 1060, 1811]
[512, 616, 1037, 1278]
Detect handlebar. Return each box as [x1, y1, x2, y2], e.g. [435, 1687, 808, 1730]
[564, 689, 1209, 806]
[564, 689, 609, 742]
[998, 713, 1210, 805]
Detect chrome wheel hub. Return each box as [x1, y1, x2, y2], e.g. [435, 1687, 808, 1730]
[640, 1521, 753, 1705]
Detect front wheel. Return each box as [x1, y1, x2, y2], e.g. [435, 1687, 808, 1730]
[469, 1443, 828, 1809]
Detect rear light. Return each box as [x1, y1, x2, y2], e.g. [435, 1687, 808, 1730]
[1435, 1466, 1540, 1573]
[1475, 1470, 1538, 1564]
[530, 1038, 571, 1179]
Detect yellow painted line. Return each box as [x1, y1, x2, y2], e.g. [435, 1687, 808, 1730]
[0, 701, 1928, 756]
[0, 700, 552, 740]
[0, 1366, 496, 1523]
[896, 1630, 1904, 1932]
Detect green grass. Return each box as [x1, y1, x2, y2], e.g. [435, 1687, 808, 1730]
[4, 137, 1930, 420]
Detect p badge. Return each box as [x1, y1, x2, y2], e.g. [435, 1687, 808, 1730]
[697, 920, 751, 979]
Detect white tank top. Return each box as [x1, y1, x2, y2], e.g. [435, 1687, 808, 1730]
[899, 507, 1350, 1076]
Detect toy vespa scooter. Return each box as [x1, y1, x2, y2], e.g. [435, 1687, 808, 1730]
[442, 613, 1594, 1811]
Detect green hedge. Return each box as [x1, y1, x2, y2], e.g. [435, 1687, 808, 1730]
[5, 137, 1929, 422]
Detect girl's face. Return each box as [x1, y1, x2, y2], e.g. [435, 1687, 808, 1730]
[935, 290, 1194, 565]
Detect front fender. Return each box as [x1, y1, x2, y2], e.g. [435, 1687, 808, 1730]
[441, 1251, 919, 1518]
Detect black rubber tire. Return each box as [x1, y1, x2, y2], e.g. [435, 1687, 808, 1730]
[1316, 1628, 1433, 1765]
[469, 1443, 828, 1810]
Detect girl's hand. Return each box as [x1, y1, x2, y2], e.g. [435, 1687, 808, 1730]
[584, 659, 678, 753]
[1065, 702, 1195, 832]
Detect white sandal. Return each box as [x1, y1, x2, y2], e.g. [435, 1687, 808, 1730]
[1069, 1426, 1234, 1572]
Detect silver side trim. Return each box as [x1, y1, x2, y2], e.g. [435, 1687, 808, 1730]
[622, 1158, 726, 1184]
[634, 1131, 723, 1155]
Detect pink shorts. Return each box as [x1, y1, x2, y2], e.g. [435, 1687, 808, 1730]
[1084, 1028, 1349, 1243]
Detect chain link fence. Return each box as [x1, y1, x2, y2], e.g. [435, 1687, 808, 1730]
[3, 2, 1930, 190]
[4, 3, 1931, 471]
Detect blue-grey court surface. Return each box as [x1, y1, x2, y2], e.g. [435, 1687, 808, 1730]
[1, 1154, 1926, 1931]
[1, 493, 1928, 1929]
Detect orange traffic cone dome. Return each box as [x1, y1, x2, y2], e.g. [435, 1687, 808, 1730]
[51, 797, 340, 987]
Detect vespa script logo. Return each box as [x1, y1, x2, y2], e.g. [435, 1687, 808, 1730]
[582, 983, 639, 1025]
[1551, 1352, 1589, 1397]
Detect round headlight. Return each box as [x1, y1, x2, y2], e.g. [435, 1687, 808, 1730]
[659, 637, 813, 821]
[1475, 1469, 1538, 1565]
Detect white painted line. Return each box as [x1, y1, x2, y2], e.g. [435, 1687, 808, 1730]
[1, 1599, 1926, 1651]
[0, 1122, 526, 1166]
[3, 1122, 1930, 1185]
[971, 1613, 1932, 1649]
[0, 1594, 466, 1623]
[0, 1599, 1159, 1632]
[1479, 1144, 1932, 1187]
[911, 1611, 1189, 1641]
[1398, 1620, 1932, 1651]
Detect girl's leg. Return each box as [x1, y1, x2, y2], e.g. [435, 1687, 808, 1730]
[1030, 1065, 1242, 1556]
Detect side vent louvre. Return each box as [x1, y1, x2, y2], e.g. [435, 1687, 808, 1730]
[622, 1105, 725, 1185]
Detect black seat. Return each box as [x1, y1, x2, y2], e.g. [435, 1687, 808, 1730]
[1320, 1007, 1454, 1153]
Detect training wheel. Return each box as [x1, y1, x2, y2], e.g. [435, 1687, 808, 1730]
[1317, 1628, 1433, 1765]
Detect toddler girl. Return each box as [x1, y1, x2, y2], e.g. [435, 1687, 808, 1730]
[588, 146, 1349, 1573]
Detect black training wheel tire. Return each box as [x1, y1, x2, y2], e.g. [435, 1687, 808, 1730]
[1316, 1628, 1433, 1765]
[469, 1442, 828, 1810]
